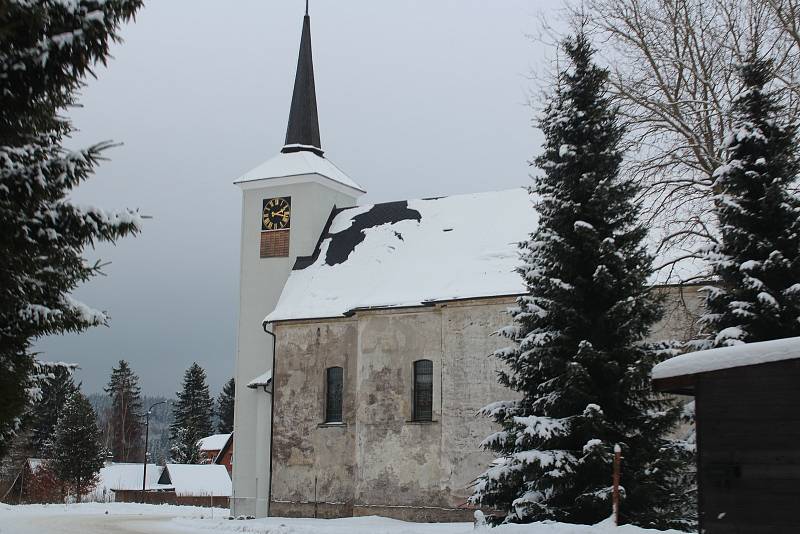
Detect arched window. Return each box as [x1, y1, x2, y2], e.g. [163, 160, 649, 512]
[325, 367, 343, 423]
[413, 359, 433, 422]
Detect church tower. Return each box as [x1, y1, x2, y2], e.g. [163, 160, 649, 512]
[231, 6, 365, 518]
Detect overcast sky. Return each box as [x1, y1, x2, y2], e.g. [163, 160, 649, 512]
[33, 1, 564, 396]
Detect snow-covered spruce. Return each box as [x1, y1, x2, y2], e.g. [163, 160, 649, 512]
[470, 33, 692, 529]
[694, 57, 800, 349]
[217, 377, 236, 434]
[169, 363, 215, 464]
[0, 0, 143, 455]
[50, 392, 105, 501]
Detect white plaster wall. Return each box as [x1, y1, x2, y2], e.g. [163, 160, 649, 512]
[268, 288, 703, 521]
[232, 176, 359, 518]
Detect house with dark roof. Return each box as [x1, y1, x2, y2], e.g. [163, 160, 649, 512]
[229, 6, 705, 522]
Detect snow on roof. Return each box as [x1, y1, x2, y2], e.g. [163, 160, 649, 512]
[234, 151, 365, 193]
[247, 370, 272, 389]
[197, 433, 231, 452]
[652, 336, 800, 380]
[266, 188, 706, 323]
[98, 463, 162, 491]
[162, 464, 231, 497]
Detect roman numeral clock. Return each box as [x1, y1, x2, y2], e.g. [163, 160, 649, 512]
[260, 197, 291, 258]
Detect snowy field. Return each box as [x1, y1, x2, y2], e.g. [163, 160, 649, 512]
[0, 503, 691, 534]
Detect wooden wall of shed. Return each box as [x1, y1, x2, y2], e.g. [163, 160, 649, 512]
[696, 359, 800, 534]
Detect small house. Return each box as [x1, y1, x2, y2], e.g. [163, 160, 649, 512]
[652, 336, 800, 534]
[155, 463, 232, 508]
[213, 433, 234, 475]
[197, 433, 232, 465]
[98, 462, 163, 503]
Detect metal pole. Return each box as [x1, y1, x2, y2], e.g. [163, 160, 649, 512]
[141, 400, 167, 503]
[141, 410, 150, 503]
[612, 444, 622, 526]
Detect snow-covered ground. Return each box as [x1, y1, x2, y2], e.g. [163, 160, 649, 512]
[0, 503, 691, 534]
[0, 502, 224, 534]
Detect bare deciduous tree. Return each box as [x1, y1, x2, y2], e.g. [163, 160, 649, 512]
[562, 0, 800, 279]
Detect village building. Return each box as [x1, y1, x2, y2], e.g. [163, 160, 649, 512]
[230, 8, 704, 520]
[213, 433, 234, 476]
[653, 336, 800, 534]
[98, 462, 163, 503]
[150, 464, 232, 508]
[197, 433, 233, 468]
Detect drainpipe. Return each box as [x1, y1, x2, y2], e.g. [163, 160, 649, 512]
[262, 321, 277, 517]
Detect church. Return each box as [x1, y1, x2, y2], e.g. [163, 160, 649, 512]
[230, 9, 703, 521]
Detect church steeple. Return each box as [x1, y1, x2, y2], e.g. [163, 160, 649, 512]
[281, 5, 323, 157]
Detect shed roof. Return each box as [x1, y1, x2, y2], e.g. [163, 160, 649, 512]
[653, 336, 800, 383]
[246, 370, 272, 389]
[160, 464, 231, 497]
[266, 188, 705, 323]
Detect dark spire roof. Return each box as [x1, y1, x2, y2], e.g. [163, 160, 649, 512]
[281, 9, 323, 157]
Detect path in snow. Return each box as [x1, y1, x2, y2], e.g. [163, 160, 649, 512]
[0, 513, 180, 534]
[0, 503, 223, 534]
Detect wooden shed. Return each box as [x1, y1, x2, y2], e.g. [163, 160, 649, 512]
[652, 336, 800, 534]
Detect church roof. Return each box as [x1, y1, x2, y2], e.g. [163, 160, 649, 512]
[233, 150, 365, 193]
[265, 188, 706, 323]
[266, 189, 531, 323]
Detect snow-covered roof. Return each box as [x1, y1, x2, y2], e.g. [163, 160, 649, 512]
[197, 433, 231, 452]
[246, 370, 272, 389]
[98, 463, 163, 492]
[234, 151, 365, 193]
[266, 188, 706, 323]
[161, 464, 232, 497]
[653, 336, 800, 380]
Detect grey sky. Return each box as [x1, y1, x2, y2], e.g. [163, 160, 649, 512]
[33, 1, 561, 396]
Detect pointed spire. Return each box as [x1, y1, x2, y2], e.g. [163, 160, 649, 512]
[281, 6, 323, 157]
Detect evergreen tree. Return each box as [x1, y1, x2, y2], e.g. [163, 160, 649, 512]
[471, 33, 690, 529]
[50, 392, 104, 500]
[169, 427, 202, 465]
[696, 56, 800, 348]
[0, 0, 143, 455]
[103, 360, 144, 462]
[29, 366, 79, 457]
[169, 363, 214, 463]
[217, 378, 235, 434]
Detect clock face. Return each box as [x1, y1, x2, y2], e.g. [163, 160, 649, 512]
[262, 197, 291, 231]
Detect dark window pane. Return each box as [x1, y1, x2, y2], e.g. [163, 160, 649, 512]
[413, 360, 433, 421]
[326, 367, 343, 423]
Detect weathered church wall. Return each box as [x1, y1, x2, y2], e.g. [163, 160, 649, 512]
[270, 318, 358, 518]
[270, 286, 704, 522]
